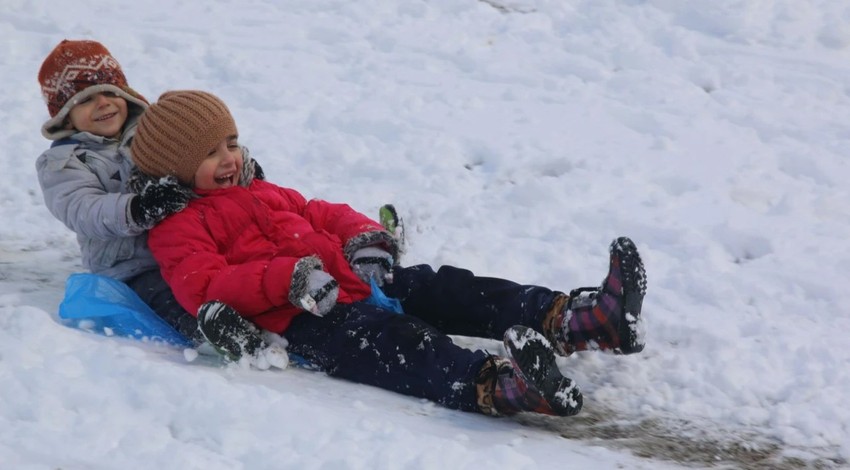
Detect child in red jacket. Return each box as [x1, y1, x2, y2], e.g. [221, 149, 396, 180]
[131, 90, 648, 418]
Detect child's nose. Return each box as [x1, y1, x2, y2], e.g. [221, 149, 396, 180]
[93, 94, 109, 107]
[220, 151, 236, 166]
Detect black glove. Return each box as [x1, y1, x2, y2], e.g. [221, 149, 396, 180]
[130, 175, 191, 228]
[252, 158, 265, 180]
[240, 148, 264, 181]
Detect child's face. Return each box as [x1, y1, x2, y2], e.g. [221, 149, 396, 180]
[67, 92, 128, 139]
[193, 135, 244, 190]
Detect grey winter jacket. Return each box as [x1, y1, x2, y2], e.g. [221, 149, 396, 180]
[35, 110, 157, 281]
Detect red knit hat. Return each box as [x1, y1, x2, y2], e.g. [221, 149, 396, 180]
[38, 39, 149, 139]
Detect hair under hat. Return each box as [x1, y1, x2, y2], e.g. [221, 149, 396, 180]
[132, 90, 238, 186]
[38, 40, 149, 140]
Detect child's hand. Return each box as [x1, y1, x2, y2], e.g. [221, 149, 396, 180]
[131, 175, 191, 228]
[298, 270, 339, 317]
[350, 247, 394, 287]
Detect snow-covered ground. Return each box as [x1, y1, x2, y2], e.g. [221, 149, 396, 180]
[2, 1, 850, 468]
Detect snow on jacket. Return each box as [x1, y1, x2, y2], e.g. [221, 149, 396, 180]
[35, 108, 157, 281]
[147, 178, 391, 333]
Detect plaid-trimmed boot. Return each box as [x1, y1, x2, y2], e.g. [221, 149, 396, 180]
[197, 301, 289, 370]
[543, 236, 647, 356]
[476, 326, 582, 417]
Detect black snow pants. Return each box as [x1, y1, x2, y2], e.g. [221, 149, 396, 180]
[283, 264, 560, 412]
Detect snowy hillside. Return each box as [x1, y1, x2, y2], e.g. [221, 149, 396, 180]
[2, 1, 850, 468]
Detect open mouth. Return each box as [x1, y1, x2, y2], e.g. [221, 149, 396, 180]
[94, 112, 117, 122]
[214, 172, 236, 186]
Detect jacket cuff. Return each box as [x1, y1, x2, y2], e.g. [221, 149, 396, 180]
[288, 256, 324, 307]
[343, 230, 400, 266]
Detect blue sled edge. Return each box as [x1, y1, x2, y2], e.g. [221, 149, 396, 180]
[58, 273, 193, 348]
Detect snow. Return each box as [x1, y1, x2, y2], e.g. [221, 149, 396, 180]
[2, 0, 850, 468]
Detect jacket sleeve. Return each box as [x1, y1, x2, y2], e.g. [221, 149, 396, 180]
[302, 197, 400, 261]
[148, 209, 301, 318]
[265, 182, 392, 255]
[301, 198, 385, 241]
[35, 146, 143, 239]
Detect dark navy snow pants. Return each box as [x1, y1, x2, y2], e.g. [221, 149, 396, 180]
[126, 269, 201, 343]
[283, 264, 560, 412]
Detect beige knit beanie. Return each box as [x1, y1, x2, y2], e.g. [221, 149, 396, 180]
[133, 90, 238, 185]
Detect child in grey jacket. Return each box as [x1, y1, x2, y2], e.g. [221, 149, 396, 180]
[34, 39, 202, 341]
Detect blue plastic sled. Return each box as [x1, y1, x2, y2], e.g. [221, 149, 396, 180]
[58, 273, 402, 352]
[58, 273, 192, 348]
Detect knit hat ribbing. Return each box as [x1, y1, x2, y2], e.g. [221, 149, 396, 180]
[38, 39, 148, 140]
[132, 90, 238, 185]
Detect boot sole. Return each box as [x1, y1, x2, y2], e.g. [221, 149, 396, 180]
[610, 237, 647, 354]
[504, 326, 583, 416]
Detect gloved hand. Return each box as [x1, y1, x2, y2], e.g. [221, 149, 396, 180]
[240, 147, 264, 181]
[296, 269, 339, 317]
[251, 156, 265, 180]
[131, 175, 191, 228]
[350, 246, 394, 287]
[197, 300, 289, 370]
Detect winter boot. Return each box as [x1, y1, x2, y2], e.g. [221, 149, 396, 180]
[197, 301, 289, 370]
[378, 203, 405, 256]
[475, 326, 582, 417]
[543, 236, 647, 356]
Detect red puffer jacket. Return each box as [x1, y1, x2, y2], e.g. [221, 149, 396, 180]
[148, 179, 381, 333]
